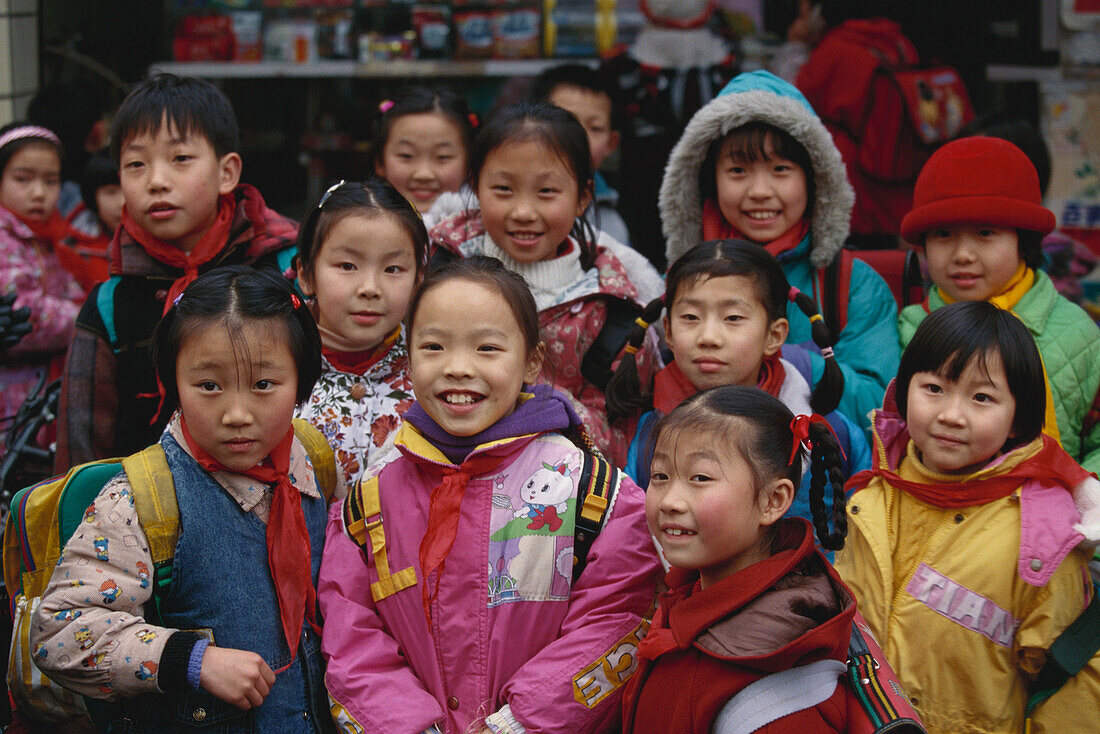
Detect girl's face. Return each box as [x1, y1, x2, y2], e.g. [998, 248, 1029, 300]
[409, 279, 542, 437]
[664, 274, 788, 391]
[924, 225, 1021, 303]
[906, 350, 1017, 475]
[647, 426, 791, 588]
[0, 142, 61, 222]
[375, 112, 467, 212]
[299, 212, 419, 353]
[176, 318, 299, 473]
[716, 134, 808, 244]
[477, 138, 590, 264]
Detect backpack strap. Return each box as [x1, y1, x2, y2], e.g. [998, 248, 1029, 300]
[342, 476, 417, 603]
[572, 451, 621, 583]
[846, 617, 927, 733]
[95, 276, 122, 352]
[815, 250, 853, 345]
[1025, 592, 1100, 726]
[711, 659, 846, 734]
[122, 445, 177, 602]
[291, 418, 337, 501]
[580, 297, 644, 392]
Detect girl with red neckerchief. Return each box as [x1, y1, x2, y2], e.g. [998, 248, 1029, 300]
[0, 122, 83, 451]
[293, 178, 427, 485]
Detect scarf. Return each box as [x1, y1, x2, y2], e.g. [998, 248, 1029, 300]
[322, 327, 401, 376]
[701, 198, 811, 259]
[16, 210, 70, 243]
[180, 418, 319, 669]
[931, 263, 1060, 443]
[652, 354, 786, 414]
[120, 193, 237, 314]
[845, 434, 1091, 509]
[402, 384, 583, 626]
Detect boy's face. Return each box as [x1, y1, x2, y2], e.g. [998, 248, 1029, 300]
[716, 137, 808, 245]
[924, 225, 1021, 302]
[547, 84, 619, 169]
[95, 184, 125, 233]
[119, 116, 241, 252]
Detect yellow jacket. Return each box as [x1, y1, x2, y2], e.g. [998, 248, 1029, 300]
[836, 416, 1099, 734]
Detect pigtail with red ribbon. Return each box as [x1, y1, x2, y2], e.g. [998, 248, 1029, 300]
[789, 413, 848, 551]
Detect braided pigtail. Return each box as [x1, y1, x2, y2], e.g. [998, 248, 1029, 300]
[805, 420, 847, 550]
[788, 287, 844, 415]
[605, 296, 664, 420]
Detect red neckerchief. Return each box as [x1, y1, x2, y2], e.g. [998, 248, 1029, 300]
[16, 210, 71, 243]
[845, 434, 1092, 509]
[652, 354, 786, 414]
[701, 199, 810, 259]
[322, 327, 400, 376]
[180, 418, 320, 670]
[418, 436, 539, 628]
[120, 193, 236, 314]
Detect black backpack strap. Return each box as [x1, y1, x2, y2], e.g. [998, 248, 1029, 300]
[572, 451, 620, 583]
[1026, 592, 1100, 722]
[580, 297, 644, 392]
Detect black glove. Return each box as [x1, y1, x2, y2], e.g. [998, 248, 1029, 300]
[0, 292, 32, 350]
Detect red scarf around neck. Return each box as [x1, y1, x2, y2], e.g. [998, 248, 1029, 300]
[845, 434, 1092, 509]
[701, 198, 810, 258]
[417, 436, 538, 628]
[120, 193, 237, 314]
[16, 210, 70, 244]
[180, 418, 319, 669]
[652, 354, 786, 414]
[322, 327, 400, 376]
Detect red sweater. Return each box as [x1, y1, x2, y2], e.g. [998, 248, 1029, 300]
[622, 519, 855, 733]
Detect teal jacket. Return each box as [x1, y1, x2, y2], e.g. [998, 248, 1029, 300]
[900, 270, 1100, 474]
[659, 70, 899, 430]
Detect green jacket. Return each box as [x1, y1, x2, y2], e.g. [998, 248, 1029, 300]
[899, 270, 1100, 474]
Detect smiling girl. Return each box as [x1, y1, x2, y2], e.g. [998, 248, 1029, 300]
[837, 301, 1100, 733]
[0, 122, 82, 450]
[294, 178, 426, 483]
[430, 102, 664, 465]
[319, 256, 659, 734]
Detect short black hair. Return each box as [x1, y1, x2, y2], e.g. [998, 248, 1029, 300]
[80, 153, 120, 215]
[700, 122, 816, 212]
[896, 300, 1045, 446]
[110, 73, 240, 162]
[531, 63, 623, 132]
[370, 86, 475, 177]
[153, 265, 321, 407]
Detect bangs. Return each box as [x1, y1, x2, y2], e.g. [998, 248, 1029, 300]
[721, 123, 808, 165]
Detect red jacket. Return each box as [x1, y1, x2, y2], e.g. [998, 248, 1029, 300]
[622, 519, 855, 734]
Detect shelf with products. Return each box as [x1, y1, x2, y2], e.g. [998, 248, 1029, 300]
[149, 57, 595, 79]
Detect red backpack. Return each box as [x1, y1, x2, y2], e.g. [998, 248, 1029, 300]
[816, 247, 925, 338]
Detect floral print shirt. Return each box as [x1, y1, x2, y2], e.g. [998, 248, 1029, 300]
[295, 333, 414, 485]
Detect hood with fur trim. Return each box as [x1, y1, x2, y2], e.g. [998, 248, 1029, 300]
[659, 70, 854, 268]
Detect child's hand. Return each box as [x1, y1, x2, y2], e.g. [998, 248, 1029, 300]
[198, 646, 276, 709]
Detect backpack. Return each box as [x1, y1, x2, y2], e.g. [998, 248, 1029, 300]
[2, 418, 336, 724]
[816, 247, 925, 339]
[340, 442, 622, 605]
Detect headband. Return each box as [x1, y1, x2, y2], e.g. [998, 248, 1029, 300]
[0, 125, 61, 152]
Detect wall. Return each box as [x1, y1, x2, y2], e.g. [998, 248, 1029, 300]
[0, 0, 37, 125]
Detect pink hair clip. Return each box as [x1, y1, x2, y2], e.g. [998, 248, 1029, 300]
[379, 99, 395, 113]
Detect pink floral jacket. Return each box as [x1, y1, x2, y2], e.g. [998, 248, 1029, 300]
[431, 211, 661, 466]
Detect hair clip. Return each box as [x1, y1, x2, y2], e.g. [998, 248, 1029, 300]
[468, 112, 479, 129]
[788, 286, 800, 302]
[290, 294, 302, 310]
[379, 99, 395, 113]
[173, 293, 184, 307]
[319, 180, 347, 209]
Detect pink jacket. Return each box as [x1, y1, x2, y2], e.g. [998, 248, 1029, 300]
[318, 424, 661, 733]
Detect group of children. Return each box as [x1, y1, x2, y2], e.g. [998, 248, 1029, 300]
[1, 55, 1097, 734]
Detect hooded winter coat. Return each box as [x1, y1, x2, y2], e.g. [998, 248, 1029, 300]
[835, 405, 1100, 734]
[659, 71, 899, 429]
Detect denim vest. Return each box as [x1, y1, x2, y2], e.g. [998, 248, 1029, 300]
[109, 434, 333, 734]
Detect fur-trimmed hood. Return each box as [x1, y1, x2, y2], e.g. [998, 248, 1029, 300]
[659, 70, 854, 268]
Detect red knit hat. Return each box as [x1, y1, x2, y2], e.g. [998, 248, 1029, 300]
[900, 136, 1056, 244]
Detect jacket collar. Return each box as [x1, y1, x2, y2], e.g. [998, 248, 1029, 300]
[926, 268, 1059, 336]
[393, 421, 539, 469]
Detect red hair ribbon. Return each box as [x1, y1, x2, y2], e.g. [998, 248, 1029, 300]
[788, 413, 845, 465]
[468, 112, 479, 128]
[290, 293, 302, 310]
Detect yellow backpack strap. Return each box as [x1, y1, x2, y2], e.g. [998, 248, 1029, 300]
[122, 444, 178, 598]
[292, 418, 337, 502]
[342, 476, 416, 603]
